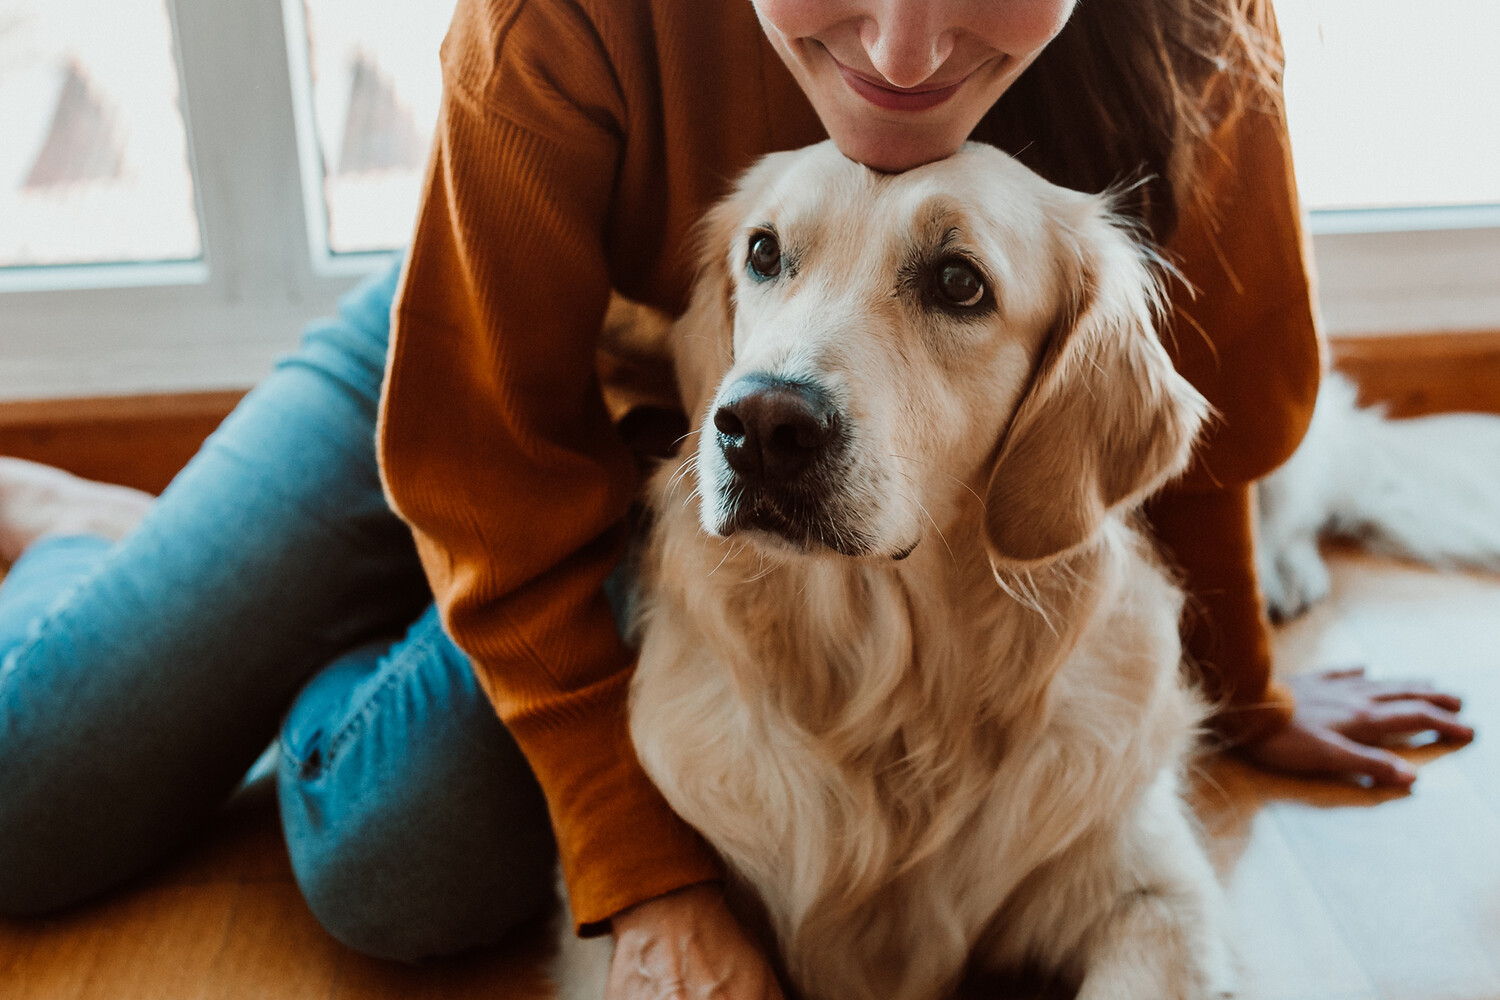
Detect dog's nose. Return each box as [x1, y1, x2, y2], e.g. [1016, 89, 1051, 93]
[713, 375, 838, 482]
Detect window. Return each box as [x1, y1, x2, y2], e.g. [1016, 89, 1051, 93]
[0, 0, 1495, 402]
[1276, 0, 1500, 335]
[287, 0, 451, 258]
[1280, 0, 1499, 213]
[0, 0, 200, 267]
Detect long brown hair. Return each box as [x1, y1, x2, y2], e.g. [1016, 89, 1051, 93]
[974, 0, 1283, 243]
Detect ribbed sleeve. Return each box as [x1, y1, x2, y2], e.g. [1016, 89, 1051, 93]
[1148, 52, 1323, 745]
[1165, 90, 1323, 492]
[1146, 483, 1296, 745]
[380, 0, 719, 933]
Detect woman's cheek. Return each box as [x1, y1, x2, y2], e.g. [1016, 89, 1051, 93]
[751, 0, 851, 41]
[975, 0, 1078, 53]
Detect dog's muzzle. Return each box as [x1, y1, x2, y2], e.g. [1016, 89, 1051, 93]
[711, 373, 857, 548]
[714, 374, 840, 483]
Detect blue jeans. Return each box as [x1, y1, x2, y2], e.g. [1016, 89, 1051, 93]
[0, 261, 557, 960]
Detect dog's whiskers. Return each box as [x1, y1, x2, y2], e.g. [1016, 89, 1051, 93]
[1184, 755, 1233, 815]
[705, 535, 741, 581]
[888, 467, 955, 564]
[740, 532, 784, 584]
[666, 454, 700, 498]
[889, 453, 987, 513]
[912, 498, 953, 562]
[745, 552, 779, 584]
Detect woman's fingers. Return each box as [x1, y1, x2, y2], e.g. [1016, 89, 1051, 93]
[1319, 730, 1418, 787]
[1366, 703, 1476, 743]
[1243, 717, 1414, 786]
[1370, 684, 1464, 712]
[1311, 667, 1466, 712]
[1247, 668, 1473, 787]
[607, 884, 787, 1000]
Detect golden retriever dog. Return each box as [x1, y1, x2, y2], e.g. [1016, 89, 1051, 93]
[557, 140, 1233, 1000]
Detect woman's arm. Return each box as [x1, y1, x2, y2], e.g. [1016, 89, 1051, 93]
[1146, 483, 1294, 746]
[379, 0, 720, 932]
[1145, 41, 1319, 745]
[1149, 54, 1470, 782]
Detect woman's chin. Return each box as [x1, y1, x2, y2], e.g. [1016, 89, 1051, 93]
[826, 126, 965, 174]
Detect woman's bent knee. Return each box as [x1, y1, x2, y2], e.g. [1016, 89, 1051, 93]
[277, 606, 558, 960]
[284, 787, 557, 961]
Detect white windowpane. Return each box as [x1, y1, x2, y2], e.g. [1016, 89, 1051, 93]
[0, 0, 200, 267]
[1279, 0, 1500, 211]
[298, 0, 453, 254]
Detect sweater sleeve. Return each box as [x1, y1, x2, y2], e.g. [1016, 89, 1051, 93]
[1146, 63, 1324, 746]
[378, 0, 719, 933]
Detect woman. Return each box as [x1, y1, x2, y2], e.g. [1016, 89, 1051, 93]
[0, 0, 1471, 995]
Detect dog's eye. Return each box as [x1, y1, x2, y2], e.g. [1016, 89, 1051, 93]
[936, 260, 985, 308]
[748, 232, 782, 280]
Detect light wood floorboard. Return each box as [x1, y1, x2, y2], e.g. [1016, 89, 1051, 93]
[1191, 550, 1500, 1000]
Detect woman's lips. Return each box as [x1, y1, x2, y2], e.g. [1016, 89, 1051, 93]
[835, 62, 966, 112]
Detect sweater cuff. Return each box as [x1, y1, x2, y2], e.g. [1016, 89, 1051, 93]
[501, 664, 723, 935]
[1208, 676, 1297, 747]
[1144, 481, 1294, 747]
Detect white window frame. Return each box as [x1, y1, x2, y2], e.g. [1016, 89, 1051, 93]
[0, 0, 1496, 403]
[1307, 209, 1500, 336]
[0, 0, 386, 403]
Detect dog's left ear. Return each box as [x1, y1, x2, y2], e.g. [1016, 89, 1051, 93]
[983, 203, 1210, 567]
[670, 152, 796, 429]
[670, 201, 738, 431]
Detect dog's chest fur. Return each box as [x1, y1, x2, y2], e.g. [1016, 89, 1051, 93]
[628, 462, 1200, 1000]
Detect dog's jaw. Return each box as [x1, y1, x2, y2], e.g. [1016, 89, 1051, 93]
[695, 459, 923, 562]
[694, 378, 925, 561]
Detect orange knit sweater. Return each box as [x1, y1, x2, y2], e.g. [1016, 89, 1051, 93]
[379, 0, 1321, 932]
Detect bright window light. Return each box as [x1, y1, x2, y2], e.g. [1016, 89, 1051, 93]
[1278, 0, 1500, 212]
[291, 0, 454, 256]
[0, 0, 200, 268]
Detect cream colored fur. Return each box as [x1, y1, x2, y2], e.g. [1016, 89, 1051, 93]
[561, 141, 1233, 1000]
[1256, 371, 1500, 621]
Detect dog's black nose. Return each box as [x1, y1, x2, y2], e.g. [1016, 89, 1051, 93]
[714, 375, 838, 482]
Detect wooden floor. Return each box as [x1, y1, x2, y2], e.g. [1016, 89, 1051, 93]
[2, 548, 1498, 1000]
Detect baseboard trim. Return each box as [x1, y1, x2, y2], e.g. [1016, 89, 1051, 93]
[1331, 329, 1500, 417]
[0, 390, 246, 494]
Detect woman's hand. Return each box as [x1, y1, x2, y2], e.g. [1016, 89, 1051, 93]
[1242, 668, 1474, 787]
[608, 883, 785, 1000]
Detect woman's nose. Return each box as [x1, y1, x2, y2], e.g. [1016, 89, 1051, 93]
[858, 8, 956, 88]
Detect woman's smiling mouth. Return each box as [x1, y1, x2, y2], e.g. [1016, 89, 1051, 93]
[835, 61, 968, 111]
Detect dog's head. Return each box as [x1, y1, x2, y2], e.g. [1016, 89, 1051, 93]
[673, 141, 1208, 566]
